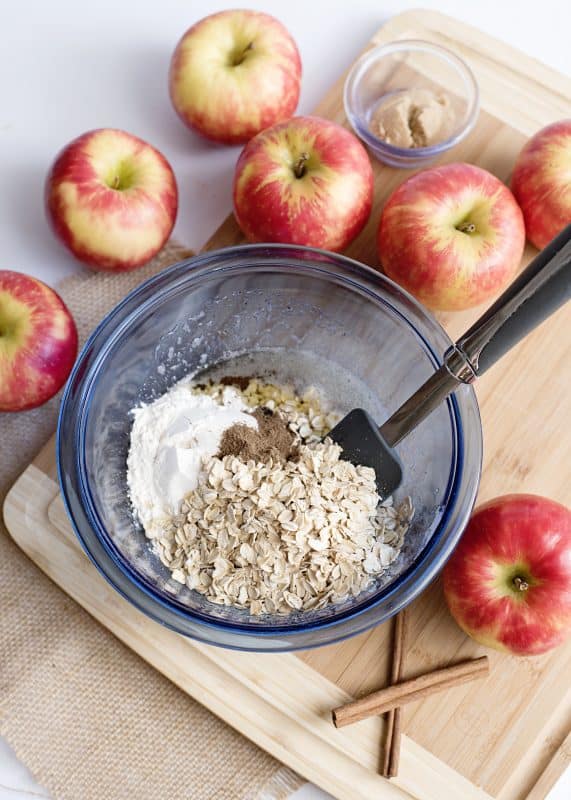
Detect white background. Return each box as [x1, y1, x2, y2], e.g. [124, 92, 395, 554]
[1, 1, 569, 798]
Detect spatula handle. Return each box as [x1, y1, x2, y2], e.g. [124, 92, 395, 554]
[454, 224, 571, 377]
[380, 225, 571, 448]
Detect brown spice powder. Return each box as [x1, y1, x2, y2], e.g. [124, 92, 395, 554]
[218, 407, 298, 464]
[219, 375, 253, 391]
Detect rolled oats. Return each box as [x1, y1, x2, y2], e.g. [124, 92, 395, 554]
[149, 379, 414, 616]
[157, 445, 413, 615]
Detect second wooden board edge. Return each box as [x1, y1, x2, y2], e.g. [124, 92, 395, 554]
[373, 10, 570, 124]
[377, 10, 569, 90]
[3, 461, 492, 800]
[527, 730, 571, 800]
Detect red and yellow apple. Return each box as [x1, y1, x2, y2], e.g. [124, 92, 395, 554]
[169, 10, 301, 145]
[443, 494, 571, 656]
[233, 116, 373, 251]
[377, 163, 525, 311]
[0, 271, 78, 411]
[511, 119, 571, 250]
[45, 129, 178, 272]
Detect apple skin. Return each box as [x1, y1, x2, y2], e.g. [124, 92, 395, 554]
[443, 495, 571, 656]
[511, 120, 571, 250]
[0, 271, 78, 412]
[169, 10, 301, 145]
[377, 163, 525, 311]
[46, 129, 178, 272]
[233, 116, 374, 251]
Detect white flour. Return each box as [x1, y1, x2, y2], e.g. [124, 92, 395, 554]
[127, 382, 256, 531]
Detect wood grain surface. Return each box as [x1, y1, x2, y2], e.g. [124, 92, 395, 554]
[4, 10, 571, 800]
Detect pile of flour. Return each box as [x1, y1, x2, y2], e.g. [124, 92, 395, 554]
[127, 382, 255, 531]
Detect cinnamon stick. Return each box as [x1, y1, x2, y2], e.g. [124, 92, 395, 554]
[332, 655, 489, 729]
[382, 610, 407, 778]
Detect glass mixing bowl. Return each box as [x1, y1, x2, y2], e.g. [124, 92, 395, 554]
[58, 244, 482, 651]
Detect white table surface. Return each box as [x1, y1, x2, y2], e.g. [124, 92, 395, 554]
[1, 1, 569, 798]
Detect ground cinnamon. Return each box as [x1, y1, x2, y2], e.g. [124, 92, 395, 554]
[219, 375, 253, 391]
[218, 407, 298, 464]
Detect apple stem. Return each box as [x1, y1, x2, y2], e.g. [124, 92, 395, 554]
[512, 575, 529, 592]
[293, 152, 309, 179]
[233, 41, 254, 66]
[112, 175, 120, 190]
[457, 221, 477, 234]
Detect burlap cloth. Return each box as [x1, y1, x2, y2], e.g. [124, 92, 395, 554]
[0, 242, 304, 800]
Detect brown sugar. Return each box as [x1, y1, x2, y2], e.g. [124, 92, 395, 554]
[218, 407, 298, 464]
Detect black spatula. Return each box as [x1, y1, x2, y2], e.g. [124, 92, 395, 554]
[328, 224, 571, 499]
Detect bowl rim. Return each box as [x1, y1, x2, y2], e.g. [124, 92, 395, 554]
[57, 243, 482, 651]
[343, 38, 480, 158]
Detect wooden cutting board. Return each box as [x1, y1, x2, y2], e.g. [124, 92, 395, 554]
[4, 10, 571, 800]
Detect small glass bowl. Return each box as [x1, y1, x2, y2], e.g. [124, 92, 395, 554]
[344, 39, 480, 169]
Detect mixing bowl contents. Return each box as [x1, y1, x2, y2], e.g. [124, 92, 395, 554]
[127, 372, 414, 616]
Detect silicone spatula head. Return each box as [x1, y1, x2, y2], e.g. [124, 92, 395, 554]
[327, 408, 403, 499]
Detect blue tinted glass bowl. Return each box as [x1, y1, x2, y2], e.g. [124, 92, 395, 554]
[57, 244, 482, 651]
